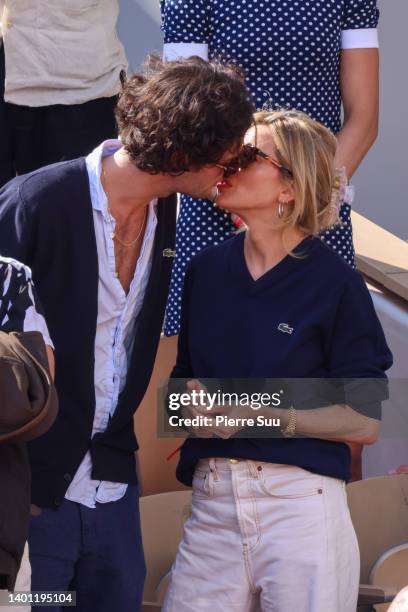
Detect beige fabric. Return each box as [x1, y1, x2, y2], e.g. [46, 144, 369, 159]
[0, 2, 4, 38]
[388, 586, 408, 612]
[1, 0, 127, 106]
[370, 545, 408, 612]
[6, 543, 31, 612]
[140, 490, 192, 605]
[0, 544, 31, 611]
[347, 475, 408, 584]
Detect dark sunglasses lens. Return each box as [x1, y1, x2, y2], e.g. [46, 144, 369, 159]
[238, 145, 258, 169]
[221, 158, 241, 177]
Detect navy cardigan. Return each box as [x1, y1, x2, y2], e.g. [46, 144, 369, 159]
[0, 159, 177, 507]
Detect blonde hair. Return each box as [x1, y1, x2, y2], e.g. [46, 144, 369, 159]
[254, 109, 343, 235]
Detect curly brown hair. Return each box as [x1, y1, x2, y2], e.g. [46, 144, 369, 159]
[115, 55, 254, 175]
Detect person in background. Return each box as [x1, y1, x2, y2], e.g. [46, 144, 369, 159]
[0, 0, 127, 188]
[161, 0, 380, 480]
[163, 109, 392, 612]
[0, 257, 56, 612]
[0, 56, 254, 612]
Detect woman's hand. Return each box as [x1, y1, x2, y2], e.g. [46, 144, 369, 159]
[182, 380, 252, 439]
[180, 379, 217, 438]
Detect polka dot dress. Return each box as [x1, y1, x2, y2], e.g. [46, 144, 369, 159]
[161, 0, 379, 336]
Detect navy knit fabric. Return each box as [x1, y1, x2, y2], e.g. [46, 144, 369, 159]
[0, 160, 177, 507]
[170, 234, 392, 486]
[161, 0, 379, 335]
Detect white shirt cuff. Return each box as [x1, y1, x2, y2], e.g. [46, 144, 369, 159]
[341, 28, 379, 49]
[163, 42, 209, 61]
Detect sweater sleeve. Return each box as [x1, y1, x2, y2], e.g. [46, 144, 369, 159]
[325, 273, 392, 417]
[170, 261, 194, 381]
[166, 262, 195, 430]
[0, 177, 34, 264]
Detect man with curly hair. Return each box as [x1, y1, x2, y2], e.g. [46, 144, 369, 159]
[0, 55, 254, 611]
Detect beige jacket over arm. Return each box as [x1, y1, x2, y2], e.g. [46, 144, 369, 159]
[0, 1, 4, 36]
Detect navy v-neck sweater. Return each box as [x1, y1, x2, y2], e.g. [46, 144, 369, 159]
[171, 233, 392, 486]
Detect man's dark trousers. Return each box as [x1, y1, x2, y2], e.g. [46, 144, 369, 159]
[0, 44, 118, 188]
[28, 485, 145, 612]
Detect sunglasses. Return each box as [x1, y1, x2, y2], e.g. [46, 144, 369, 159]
[216, 144, 293, 179]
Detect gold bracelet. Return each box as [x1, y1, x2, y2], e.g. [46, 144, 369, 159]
[281, 406, 296, 438]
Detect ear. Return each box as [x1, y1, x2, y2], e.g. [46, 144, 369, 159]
[278, 181, 295, 205]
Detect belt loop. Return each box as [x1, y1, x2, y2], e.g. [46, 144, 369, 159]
[209, 457, 220, 481]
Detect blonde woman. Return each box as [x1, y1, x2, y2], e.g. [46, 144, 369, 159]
[162, 0, 380, 336]
[163, 110, 392, 612]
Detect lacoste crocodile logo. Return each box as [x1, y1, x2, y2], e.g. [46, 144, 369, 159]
[277, 323, 294, 335]
[162, 248, 176, 258]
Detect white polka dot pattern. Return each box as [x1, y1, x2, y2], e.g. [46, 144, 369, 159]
[161, 0, 378, 336]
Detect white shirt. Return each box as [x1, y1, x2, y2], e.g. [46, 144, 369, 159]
[65, 140, 157, 509]
[0, 1, 127, 106]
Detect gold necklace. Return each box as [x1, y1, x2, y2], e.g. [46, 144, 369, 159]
[107, 205, 147, 248]
[102, 164, 147, 248]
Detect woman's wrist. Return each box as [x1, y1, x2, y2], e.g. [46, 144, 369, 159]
[281, 406, 296, 437]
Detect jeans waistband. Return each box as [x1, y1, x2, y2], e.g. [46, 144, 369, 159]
[196, 458, 346, 487]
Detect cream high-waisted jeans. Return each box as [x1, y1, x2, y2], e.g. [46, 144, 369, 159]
[163, 458, 359, 612]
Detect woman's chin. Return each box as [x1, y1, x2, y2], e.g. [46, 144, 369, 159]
[216, 202, 233, 214]
[215, 191, 233, 210]
[217, 201, 239, 216]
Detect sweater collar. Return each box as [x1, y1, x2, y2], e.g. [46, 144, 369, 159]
[229, 232, 316, 291]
